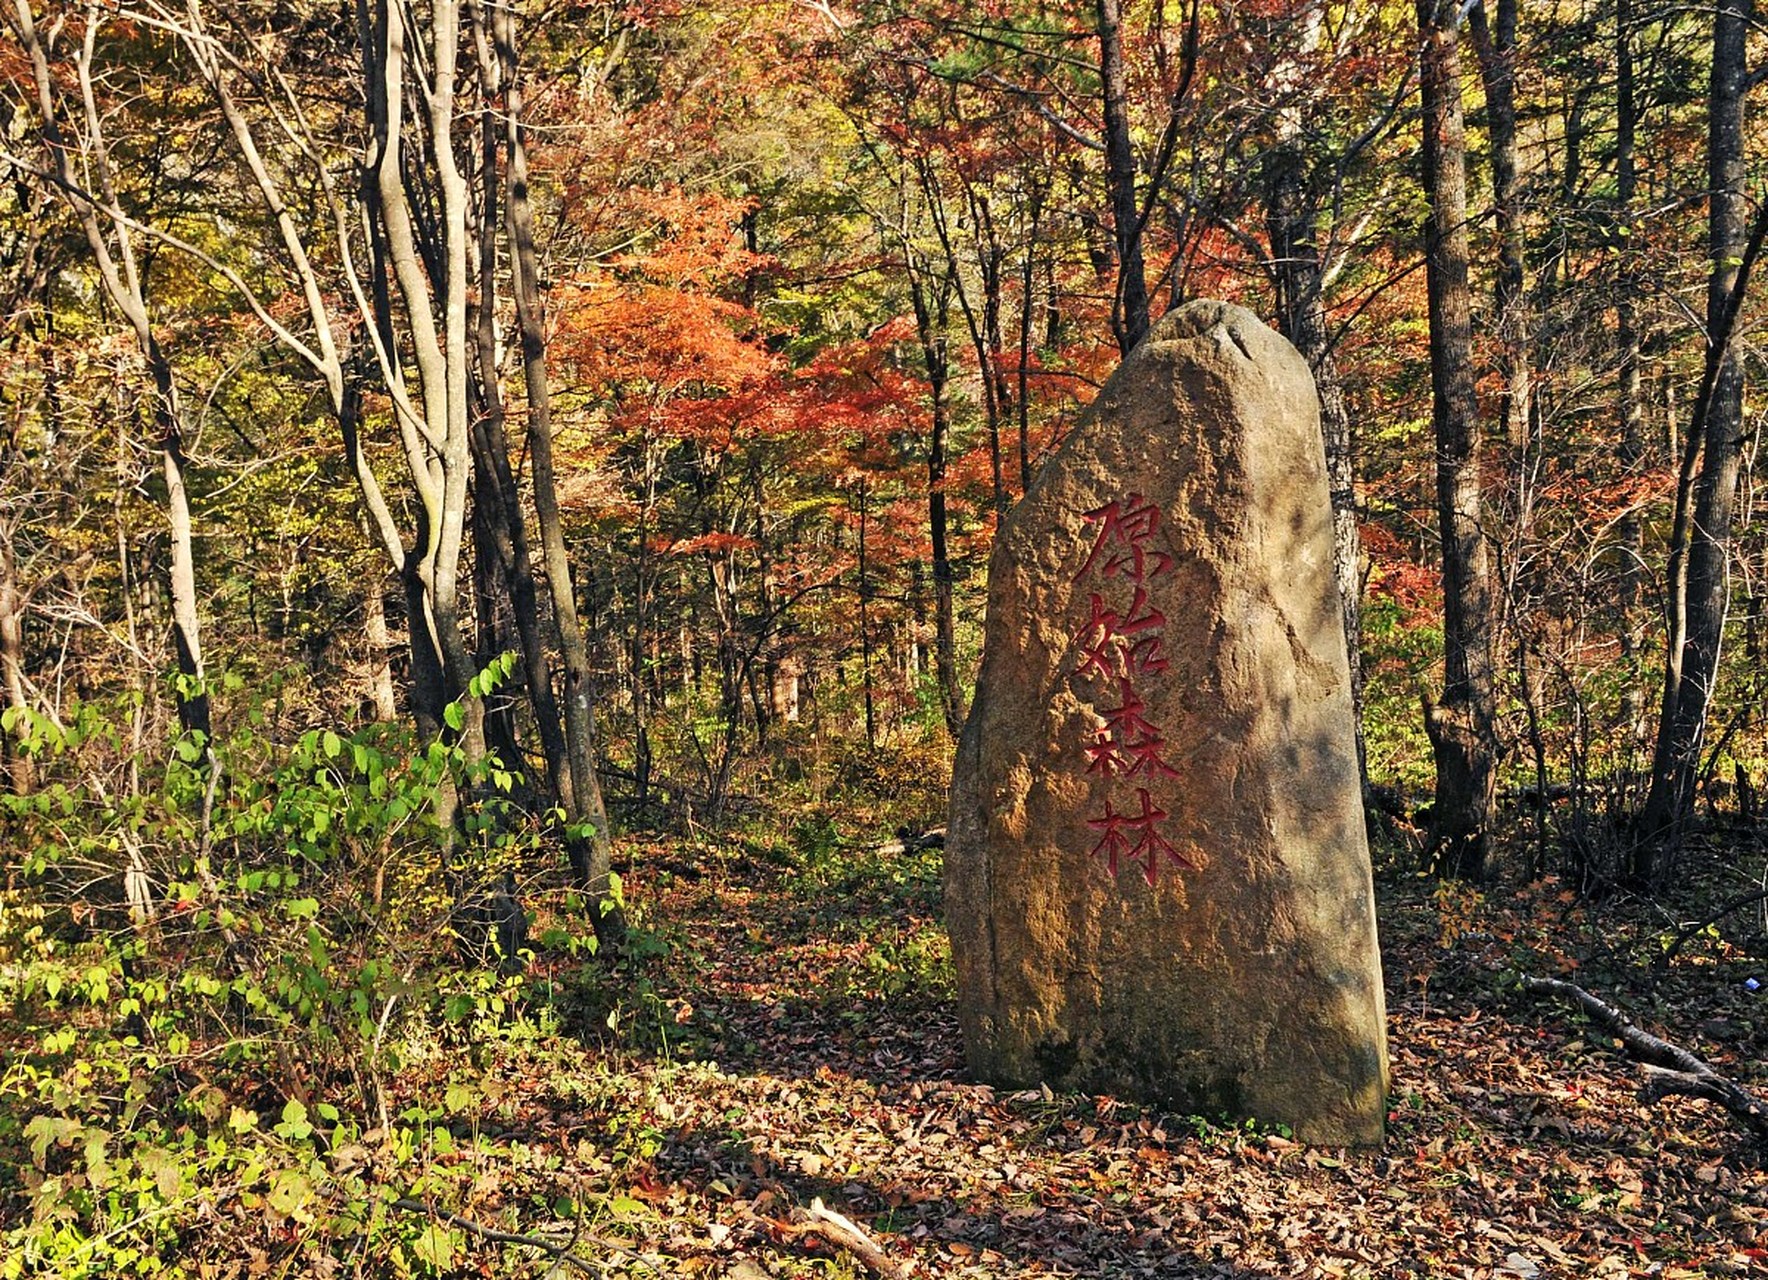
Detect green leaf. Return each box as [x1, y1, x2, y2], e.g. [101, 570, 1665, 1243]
[24, 1115, 78, 1168]
[444, 702, 465, 732]
[323, 730, 342, 758]
[275, 1098, 313, 1141]
[82, 965, 111, 1003]
[411, 1223, 455, 1272]
[267, 1168, 315, 1220]
[444, 1082, 477, 1114]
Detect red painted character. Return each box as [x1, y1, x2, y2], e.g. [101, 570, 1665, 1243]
[1075, 493, 1174, 584]
[1084, 680, 1180, 779]
[1072, 587, 1170, 681]
[1086, 788, 1197, 886]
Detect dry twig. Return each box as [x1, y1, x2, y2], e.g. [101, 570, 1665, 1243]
[1658, 886, 1768, 965]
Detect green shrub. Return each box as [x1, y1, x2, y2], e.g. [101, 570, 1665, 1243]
[0, 663, 594, 1276]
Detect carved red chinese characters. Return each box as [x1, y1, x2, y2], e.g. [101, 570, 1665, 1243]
[1069, 495, 1192, 885]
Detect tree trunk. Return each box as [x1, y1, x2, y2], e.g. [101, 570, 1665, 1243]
[1469, 0, 1531, 451]
[492, 0, 623, 942]
[466, 73, 567, 802]
[1097, 0, 1149, 355]
[929, 343, 961, 741]
[1419, 0, 1498, 879]
[469, 486, 529, 777]
[1640, 0, 1752, 863]
[363, 574, 399, 721]
[907, 266, 962, 739]
[401, 553, 450, 743]
[709, 547, 743, 815]
[0, 522, 32, 795]
[1266, 153, 1368, 799]
[1614, 0, 1647, 746]
[976, 200, 1013, 516]
[1470, 0, 1537, 739]
[11, 3, 212, 740]
[157, 398, 209, 740]
[630, 446, 656, 810]
[360, 0, 484, 768]
[1017, 189, 1045, 495]
[857, 480, 876, 748]
[968, 192, 1011, 518]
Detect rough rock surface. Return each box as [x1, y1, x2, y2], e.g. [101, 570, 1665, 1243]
[945, 300, 1388, 1144]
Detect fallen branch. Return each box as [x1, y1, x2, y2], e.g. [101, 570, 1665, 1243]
[389, 1197, 661, 1275]
[803, 1198, 913, 1280]
[869, 827, 946, 857]
[750, 1195, 913, 1280]
[1523, 976, 1768, 1141]
[1658, 886, 1768, 965]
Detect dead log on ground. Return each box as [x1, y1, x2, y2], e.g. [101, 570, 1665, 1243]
[1523, 975, 1768, 1141]
[870, 827, 945, 857]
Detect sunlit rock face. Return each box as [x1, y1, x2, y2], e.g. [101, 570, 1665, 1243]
[946, 300, 1389, 1145]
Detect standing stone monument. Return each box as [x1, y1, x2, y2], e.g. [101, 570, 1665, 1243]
[946, 300, 1388, 1144]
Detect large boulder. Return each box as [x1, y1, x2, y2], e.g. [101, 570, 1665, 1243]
[945, 300, 1388, 1144]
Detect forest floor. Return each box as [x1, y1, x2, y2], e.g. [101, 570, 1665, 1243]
[389, 814, 1768, 1280]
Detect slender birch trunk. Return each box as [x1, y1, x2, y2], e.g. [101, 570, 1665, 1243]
[9, 1, 210, 738]
[490, 0, 624, 942]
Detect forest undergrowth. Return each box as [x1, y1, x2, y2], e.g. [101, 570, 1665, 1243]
[541, 818, 1768, 1280]
[8, 777, 1768, 1279]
